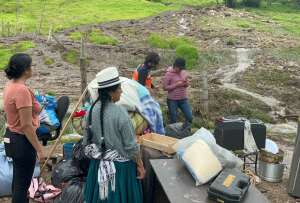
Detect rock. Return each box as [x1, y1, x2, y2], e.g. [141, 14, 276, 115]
[224, 13, 231, 17]
[56, 63, 63, 67]
[210, 78, 223, 85]
[35, 50, 44, 56]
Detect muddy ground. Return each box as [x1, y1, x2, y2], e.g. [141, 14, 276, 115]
[0, 6, 300, 203]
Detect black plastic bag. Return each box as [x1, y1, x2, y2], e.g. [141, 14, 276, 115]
[54, 178, 85, 203]
[72, 139, 90, 176]
[51, 159, 84, 188]
[165, 122, 191, 139]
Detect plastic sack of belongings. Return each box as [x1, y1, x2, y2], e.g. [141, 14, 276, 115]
[174, 128, 243, 186]
[0, 143, 40, 197]
[54, 178, 84, 203]
[51, 159, 85, 188]
[88, 77, 165, 134]
[51, 159, 86, 203]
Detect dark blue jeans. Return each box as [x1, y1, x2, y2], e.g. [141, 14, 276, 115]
[167, 99, 193, 125]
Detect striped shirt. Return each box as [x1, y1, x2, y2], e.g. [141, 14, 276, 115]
[163, 67, 189, 100]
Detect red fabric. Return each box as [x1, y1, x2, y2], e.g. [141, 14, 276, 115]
[73, 110, 86, 118]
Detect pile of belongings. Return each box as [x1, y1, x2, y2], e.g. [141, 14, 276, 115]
[35, 91, 60, 132]
[0, 144, 40, 197]
[174, 128, 243, 186]
[51, 158, 86, 203]
[49, 139, 92, 203]
[88, 77, 165, 135]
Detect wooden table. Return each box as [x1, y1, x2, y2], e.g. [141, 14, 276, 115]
[150, 159, 270, 203]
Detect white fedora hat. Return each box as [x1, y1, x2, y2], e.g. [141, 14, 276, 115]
[89, 67, 124, 89]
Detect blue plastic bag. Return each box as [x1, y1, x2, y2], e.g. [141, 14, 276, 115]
[35, 93, 60, 128]
[0, 144, 40, 197]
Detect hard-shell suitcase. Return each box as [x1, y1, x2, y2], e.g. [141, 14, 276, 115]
[208, 168, 250, 203]
[214, 117, 266, 151]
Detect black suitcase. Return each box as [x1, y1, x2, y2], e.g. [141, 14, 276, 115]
[214, 117, 266, 151]
[208, 168, 250, 203]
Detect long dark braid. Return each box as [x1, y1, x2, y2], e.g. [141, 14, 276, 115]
[97, 84, 120, 151]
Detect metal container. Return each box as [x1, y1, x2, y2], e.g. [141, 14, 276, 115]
[258, 160, 285, 183]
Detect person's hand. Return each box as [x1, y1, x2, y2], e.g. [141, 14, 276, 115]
[137, 164, 146, 179]
[175, 81, 184, 87]
[37, 148, 46, 163]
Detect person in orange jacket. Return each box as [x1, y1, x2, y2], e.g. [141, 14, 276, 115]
[132, 52, 160, 90]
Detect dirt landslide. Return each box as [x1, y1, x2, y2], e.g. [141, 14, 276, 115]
[0, 5, 300, 203]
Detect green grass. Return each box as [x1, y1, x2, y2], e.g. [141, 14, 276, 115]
[148, 33, 194, 49]
[147, 33, 199, 68]
[70, 30, 119, 45]
[0, 0, 180, 34]
[0, 40, 35, 69]
[62, 49, 79, 65]
[247, 3, 300, 36]
[88, 30, 118, 45]
[43, 56, 55, 65]
[175, 45, 199, 68]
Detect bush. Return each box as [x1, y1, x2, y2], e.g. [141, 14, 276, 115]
[147, 33, 170, 49]
[243, 0, 261, 7]
[224, 0, 237, 8]
[175, 45, 199, 69]
[148, 33, 193, 49]
[89, 30, 118, 45]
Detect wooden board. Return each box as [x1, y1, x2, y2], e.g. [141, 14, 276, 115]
[141, 133, 178, 154]
[150, 159, 270, 203]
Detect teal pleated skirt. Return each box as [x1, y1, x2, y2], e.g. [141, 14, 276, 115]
[84, 160, 143, 203]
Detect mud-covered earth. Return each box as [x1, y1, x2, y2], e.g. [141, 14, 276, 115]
[0, 5, 300, 203]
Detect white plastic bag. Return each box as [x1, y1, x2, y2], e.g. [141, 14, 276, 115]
[175, 128, 243, 169]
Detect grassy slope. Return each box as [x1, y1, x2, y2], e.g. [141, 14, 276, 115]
[0, 41, 35, 70]
[248, 3, 300, 37]
[0, 0, 177, 34]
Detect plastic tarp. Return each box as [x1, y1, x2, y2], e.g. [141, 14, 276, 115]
[0, 143, 40, 197]
[174, 128, 243, 169]
[35, 93, 60, 128]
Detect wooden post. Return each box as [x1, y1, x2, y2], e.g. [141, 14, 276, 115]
[47, 25, 52, 42]
[15, 0, 20, 36]
[201, 70, 209, 115]
[37, 0, 46, 35]
[80, 33, 88, 103]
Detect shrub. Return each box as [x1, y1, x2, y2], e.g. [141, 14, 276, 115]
[224, 0, 237, 8]
[69, 30, 118, 45]
[62, 49, 79, 65]
[89, 30, 118, 45]
[175, 45, 199, 69]
[243, 0, 261, 7]
[147, 33, 170, 49]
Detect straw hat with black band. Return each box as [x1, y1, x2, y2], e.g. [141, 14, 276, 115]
[89, 67, 125, 89]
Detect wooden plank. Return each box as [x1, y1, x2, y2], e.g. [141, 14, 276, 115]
[150, 159, 270, 203]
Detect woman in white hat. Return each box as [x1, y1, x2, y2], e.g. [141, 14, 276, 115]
[84, 67, 145, 203]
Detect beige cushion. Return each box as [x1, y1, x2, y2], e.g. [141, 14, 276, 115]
[182, 139, 222, 186]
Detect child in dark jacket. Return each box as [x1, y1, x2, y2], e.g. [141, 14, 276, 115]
[163, 58, 193, 126]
